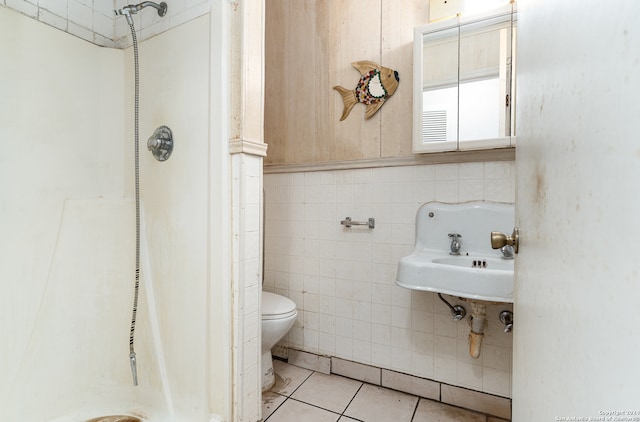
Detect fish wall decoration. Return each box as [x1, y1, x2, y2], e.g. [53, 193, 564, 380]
[333, 60, 400, 121]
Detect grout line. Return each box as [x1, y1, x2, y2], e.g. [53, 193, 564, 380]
[287, 368, 315, 398]
[263, 366, 315, 421]
[286, 397, 343, 419]
[410, 396, 421, 422]
[263, 395, 287, 422]
[269, 361, 509, 421]
[339, 382, 365, 420]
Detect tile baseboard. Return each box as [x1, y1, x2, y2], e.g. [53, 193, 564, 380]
[441, 384, 511, 420]
[287, 350, 331, 374]
[282, 349, 512, 420]
[332, 358, 381, 385]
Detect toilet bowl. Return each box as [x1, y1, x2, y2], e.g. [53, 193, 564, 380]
[261, 291, 297, 391]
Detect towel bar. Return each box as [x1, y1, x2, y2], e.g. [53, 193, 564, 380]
[340, 217, 375, 229]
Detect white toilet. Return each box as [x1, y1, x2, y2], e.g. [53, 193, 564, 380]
[261, 291, 297, 391]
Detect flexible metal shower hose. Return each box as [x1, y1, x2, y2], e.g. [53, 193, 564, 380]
[128, 22, 141, 386]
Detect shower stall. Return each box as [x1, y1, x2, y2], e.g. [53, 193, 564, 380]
[0, 1, 264, 421]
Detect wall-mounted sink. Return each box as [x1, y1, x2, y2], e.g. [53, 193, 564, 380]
[396, 201, 515, 303]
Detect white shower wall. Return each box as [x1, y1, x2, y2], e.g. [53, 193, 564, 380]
[0, 5, 232, 420]
[128, 13, 220, 418]
[264, 161, 515, 398]
[0, 6, 124, 412]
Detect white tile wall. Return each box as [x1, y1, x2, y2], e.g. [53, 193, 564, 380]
[232, 153, 263, 422]
[264, 161, 515, 398]
[1, 0, 211, 48]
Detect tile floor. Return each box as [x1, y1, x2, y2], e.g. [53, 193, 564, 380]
[261, 360, 508, 422]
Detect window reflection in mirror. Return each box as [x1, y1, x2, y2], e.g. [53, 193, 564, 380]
[459, 16, 513, 143]
[421, 27, 458, 147]
[415, 8, 516, 152]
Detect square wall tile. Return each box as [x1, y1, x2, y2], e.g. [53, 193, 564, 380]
[319, 332, 336, 355]
[68, 0, 91, 28]
[435, 163, 459, 180]
[92, 9, 113, 37]
[39, 8, 67, 30]
[371, 344, 391, 368]
[39, 0, 67, 17]
[459, 162, 485, 179]
[411, 351, 435, 378]
[435, 180, 459, 202]
[456, 361, 483, 391]
[434, 357, 457, 385]
[390, 347, 412, 373]
[413, 165, 436, 181]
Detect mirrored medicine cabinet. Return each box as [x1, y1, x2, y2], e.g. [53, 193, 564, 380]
[413, 6, 517, 153]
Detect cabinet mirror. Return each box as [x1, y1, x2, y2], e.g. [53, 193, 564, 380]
[413, 7, 517, 153]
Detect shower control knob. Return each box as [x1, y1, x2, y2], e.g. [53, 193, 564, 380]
[147, 125, 173, 161]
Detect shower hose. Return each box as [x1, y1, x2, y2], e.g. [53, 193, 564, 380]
[128, 22, 141, 387]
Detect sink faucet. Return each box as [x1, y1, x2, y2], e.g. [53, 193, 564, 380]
[448, 233, 462, 255]
[500, 245, 515, 259]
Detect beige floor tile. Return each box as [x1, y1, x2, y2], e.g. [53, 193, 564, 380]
[271, 360, 313, 396]
[337, 417, 360, 422]
[344, 383, 419, 422]
[264, 398, 340, 422]
[262, 391, 287, 421]
[413, 398, 487, 422]
[291, 372, 363, 413]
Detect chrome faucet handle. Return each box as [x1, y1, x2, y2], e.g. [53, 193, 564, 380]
[448, 233, 462, 255]
[499, 310, 513, 333]
[500, 245, 515, 259]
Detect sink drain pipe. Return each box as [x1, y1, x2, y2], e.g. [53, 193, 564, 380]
[469, 301, 487, 359]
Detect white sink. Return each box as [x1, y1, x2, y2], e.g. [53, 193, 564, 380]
[432, 255, 512, 271]
[396, 202, 515, 303]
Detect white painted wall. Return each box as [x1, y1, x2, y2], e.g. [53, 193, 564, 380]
[514, 0, 640, 419]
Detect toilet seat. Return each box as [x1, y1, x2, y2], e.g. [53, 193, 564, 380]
[262, 291, 297, 320]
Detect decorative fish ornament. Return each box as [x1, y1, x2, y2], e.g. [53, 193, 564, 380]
[333, 60, 400, 121]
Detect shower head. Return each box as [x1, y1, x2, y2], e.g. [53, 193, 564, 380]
[114, 2, 168, 26]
